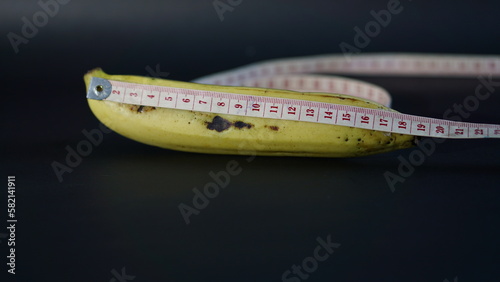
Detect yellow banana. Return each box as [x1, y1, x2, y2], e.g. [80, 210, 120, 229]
[84, 68, 416, 157]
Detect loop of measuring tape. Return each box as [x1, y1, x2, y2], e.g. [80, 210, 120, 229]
[87, 53, 500, 139]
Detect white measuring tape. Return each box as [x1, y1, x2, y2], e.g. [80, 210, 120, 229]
[87, 53, 500, 139]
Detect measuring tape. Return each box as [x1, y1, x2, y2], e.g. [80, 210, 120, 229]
[87, 53, 500, 139]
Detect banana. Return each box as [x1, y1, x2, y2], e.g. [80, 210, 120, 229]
[84, 68, 416, 157]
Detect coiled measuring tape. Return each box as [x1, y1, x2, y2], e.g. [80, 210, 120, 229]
[87, 53, 500, 139]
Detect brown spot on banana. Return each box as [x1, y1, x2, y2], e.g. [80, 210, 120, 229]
[205, 116, 253, 132]
[264, 125, 280, 131]
[234, 121, 252, 129]
[129, 105, 156, 113]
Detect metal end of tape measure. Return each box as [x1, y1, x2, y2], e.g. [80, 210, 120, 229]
[87, 77, 112, 100]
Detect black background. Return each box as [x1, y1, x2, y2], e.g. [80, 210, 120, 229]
[1, 0, 500, 281]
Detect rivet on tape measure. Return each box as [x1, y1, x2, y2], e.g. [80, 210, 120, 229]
[87, 53, 500, 140]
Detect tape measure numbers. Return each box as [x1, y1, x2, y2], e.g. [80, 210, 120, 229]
[87, 53, 500, 139]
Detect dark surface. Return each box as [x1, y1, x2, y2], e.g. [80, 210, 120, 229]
[1, 1, 500, 281]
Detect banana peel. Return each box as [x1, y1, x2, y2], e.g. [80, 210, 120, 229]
[84, 68, 416, 157]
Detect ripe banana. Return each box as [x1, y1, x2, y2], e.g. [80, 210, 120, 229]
[84, 68, 416, 157]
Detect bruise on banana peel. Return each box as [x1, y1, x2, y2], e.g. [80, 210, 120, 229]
[205, 116, 253, 132]
[85, 68, 417, 157]
[129, 105, 156, 113]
